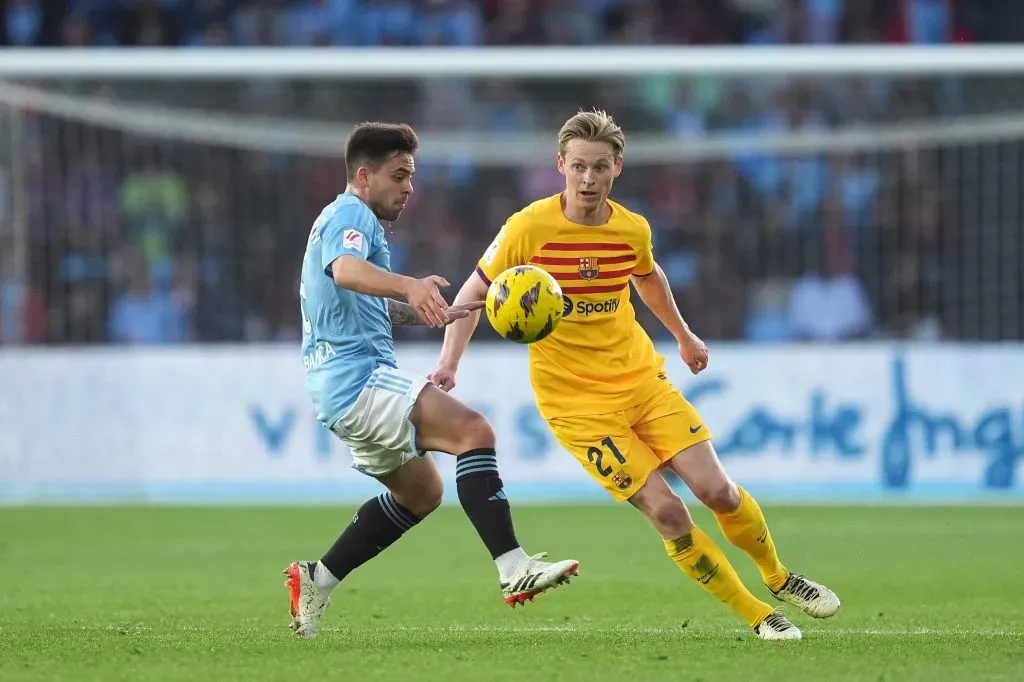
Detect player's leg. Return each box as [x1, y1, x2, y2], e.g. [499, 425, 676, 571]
[664, 440, 840, 619]
[663, 440, 785, 585]
[549, 412, 793, 639]
[625, 471, 797, 640]
[633, 381, 839, 620]
[283, 456, 440, 638]
[410, 381, 578, 605]
[284, 368, 447, 638]
[319, 455, 441, 584]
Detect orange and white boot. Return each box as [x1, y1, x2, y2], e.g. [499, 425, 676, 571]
[282, 561, 332, 639]
[500, 552, 579, 607]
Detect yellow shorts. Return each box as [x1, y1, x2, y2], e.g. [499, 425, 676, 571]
[546, 375, 712, 502]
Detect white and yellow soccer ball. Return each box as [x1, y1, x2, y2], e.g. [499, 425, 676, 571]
[485, 265, 564, 344]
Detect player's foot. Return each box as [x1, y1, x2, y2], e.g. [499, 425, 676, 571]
[282, 561, 332, 639]
[753, 609, 802, 641]
[500, 552, 579, 607]
[769, 572, 840, 619]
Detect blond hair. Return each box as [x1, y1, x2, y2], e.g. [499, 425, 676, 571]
[558, 109, 625, 158]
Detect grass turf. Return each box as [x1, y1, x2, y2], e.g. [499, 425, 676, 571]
[1, 505, 1021, 681]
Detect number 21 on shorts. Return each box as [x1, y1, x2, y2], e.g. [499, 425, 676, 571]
[587, 436, 626, 477]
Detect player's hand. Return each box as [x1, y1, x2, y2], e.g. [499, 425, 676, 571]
[427, 364, 458, 392]
[678, 329, 709, 375]
[404, 275, 450, 328]
[442, 301, 486, 325]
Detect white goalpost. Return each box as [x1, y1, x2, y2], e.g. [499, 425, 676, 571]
[5, 45, 1024, 77]
[2, 47, 1023, 162]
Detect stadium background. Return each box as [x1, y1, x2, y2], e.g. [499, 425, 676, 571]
[1, 0, 1023, 347]
[1, 1, 1023, 505]
[1, 4, 1023, 682]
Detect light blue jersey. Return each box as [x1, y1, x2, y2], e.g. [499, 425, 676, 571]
[300, 193, 397, 425]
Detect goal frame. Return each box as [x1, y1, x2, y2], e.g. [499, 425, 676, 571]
[3, 45, 1021, 306]
[0, 45, 1023, 79]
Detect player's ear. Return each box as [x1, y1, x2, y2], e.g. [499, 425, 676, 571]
[556, 154, 566, 176]
[614, 156, 623, 177]
[356, 165, 370, 189]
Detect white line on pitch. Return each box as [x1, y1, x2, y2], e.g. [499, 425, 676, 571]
[87, 624, 1021, 637]
[344, 625, 1021, 637]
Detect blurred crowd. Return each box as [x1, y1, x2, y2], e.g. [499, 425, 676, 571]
[2, 0, 1024, 346]
[3, 0, 1020, 48]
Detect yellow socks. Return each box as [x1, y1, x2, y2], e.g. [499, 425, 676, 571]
[663, 487, 788, 629]
[714, 485, 789, 591]
[664, 525, 774, 627]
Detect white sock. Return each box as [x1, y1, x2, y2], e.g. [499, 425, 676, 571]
[313, 560, 341, 592]
[495, 547, 529, 582]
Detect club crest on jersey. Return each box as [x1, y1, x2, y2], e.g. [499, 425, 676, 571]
[612, 471, 633, 490]
[578, 257, 599, 281]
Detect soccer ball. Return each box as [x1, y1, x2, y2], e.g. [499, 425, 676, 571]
[485, 265, 564, 344]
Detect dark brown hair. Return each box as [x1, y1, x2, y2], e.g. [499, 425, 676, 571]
[344, 122, 419, 180]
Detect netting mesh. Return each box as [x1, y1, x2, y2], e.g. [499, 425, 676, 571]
[0, 71, 1022, 345]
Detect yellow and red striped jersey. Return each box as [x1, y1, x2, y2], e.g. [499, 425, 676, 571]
[476, 194, 665, 419]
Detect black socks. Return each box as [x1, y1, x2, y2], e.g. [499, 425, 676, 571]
[455, 448, 520, 559]
[319, 492, 420, 582]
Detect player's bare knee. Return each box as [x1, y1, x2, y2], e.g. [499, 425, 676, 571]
[695, 479, 740, 514]
[650, 498, 693, 537]
[454, 411, 496, 452]
[412, 488, 444, 518]
[395, 480, 444, 519]
[629, 476, 693, 537]
[632, 489, 692, 538]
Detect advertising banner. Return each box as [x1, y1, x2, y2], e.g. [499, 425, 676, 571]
[1, 343, 1021, 504]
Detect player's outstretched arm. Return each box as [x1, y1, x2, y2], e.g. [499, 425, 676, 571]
[331, 255, 451, 328]
[631, 262, 709, 374]
[387, 299, 485, 327]
[331, 254, 420, 297]
[429, 271, 489, 391]
[387, 299, 426, 326]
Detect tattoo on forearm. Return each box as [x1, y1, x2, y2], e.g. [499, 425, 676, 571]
[387, 299, 422, 326]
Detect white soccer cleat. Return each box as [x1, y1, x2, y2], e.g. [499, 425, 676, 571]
[754, 610, 802, 641]
[283, 561, 332, 639]
[769, 573, 840, 619]
[500, 552, 579, 607]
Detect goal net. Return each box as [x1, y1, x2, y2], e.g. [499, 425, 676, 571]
[1, 48, 1022, 345]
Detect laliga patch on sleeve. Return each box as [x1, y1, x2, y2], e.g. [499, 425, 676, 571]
[343, 229, 365, 252]
[482, 230, 504, 265]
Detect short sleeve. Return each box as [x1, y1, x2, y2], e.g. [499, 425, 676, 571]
[633, 218, 655, 277]
[476, 212, 533, 285]
[319, 202, 375, 275]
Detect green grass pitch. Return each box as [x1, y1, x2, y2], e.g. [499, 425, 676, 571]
[1, 504, 1022, 681]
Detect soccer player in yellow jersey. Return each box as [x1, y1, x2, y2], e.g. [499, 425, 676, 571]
[430, 109, 841, 640]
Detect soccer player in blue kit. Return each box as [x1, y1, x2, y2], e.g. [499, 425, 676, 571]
[284, 122, 579, 639]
